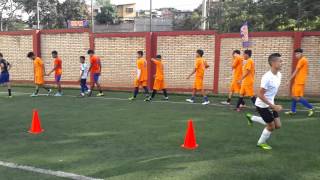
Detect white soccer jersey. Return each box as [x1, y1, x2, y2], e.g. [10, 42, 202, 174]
[255, 71, 282, 108]
[80, 63, 89, 79]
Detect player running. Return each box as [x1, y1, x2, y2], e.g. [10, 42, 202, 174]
[246, 53, 283, 150]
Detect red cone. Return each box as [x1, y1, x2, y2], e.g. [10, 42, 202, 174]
[28, 109, 44, 134]
[181, 119, 198, 150]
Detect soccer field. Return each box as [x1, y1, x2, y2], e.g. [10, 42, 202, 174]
[0, 87, 319, 180]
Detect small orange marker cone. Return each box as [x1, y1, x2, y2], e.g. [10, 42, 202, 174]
[181, 119, 198, 150]
[28, 109, 44, 134]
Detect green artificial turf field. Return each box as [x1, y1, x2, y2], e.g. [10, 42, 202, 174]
[0, 87, 319, 180]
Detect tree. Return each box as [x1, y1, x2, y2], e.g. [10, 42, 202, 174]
[0, 0, 24, 31]
[21, 0, 59, 29]
[96, 0, 110, 7]
[95, 0, 116, 25]
[57, 0, 89, 28]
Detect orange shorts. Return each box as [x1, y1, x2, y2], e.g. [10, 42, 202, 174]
[239, 85, 254, 97]
[153, 79, 165, 90]
[193, 78, 203, 90]
[34, 75, 44, 85]
[230, 80, 241, 93]
[292, 84, 304, 97]
[134, 79, 147, 87]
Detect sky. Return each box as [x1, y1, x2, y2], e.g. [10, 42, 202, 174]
[102, 0, 203, 10]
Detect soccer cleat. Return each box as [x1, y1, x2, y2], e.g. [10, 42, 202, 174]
[144, 96, 150, 101]
[30, 93, 38, 97]
[54, 93, 62, 97]
[145, 97, 152, 102]
[128, 97, 136, 101]
[47, 89, 52, 96]
[79, 93, 85, 97]
[221, 101, 230, 105]
[245, 113, 253, 126]
[163, 97, 169, 101]
[97, 93, 104, 97]
[257, 143, 272, 150]
[285, 111, 296, 115]
[308, 109, 314, 117]
[186, 99, 195, 103]
[239, 104, 247, 108]
[202, 101, 210, 105]
[8, 96, 13, 98]
[236, 108, 241, 112]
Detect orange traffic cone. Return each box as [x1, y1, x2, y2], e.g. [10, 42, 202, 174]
[28, 109, 44, 134]
[181, 119, 198, 150]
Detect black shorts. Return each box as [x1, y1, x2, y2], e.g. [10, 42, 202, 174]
[256, 106, 279, 123]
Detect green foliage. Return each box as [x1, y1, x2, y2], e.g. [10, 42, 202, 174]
[95, 3, 116, 25]
[178, 0, 320, 32]
[21, 0, 88, 29]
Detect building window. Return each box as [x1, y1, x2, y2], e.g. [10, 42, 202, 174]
[126, 8, 133, 13]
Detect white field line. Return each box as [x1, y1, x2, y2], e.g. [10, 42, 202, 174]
[0, 160, 103, 180]
[0, 91, 317, 112]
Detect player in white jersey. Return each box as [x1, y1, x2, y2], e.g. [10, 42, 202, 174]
[79, 56, 89, 97]
[245, 53, 283, 150]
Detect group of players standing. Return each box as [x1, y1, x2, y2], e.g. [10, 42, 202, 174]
[0, 47, 315, 150]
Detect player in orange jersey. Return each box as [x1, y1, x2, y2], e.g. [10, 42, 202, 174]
[235, 50, 256, 112]
[87, 50, 104, 97]
[146, 55, 168, 101]
[27, 52, 52, 97]
[186, 49, 210, 105]
[47, 51, 62, 96]
[221, 50, 244, 105]
[285, 48, 314, 117]
[129, 51, 150, 101]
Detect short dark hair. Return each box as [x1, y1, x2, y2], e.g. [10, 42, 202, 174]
[80, 56, 85, 60]
[27, 52, 35, 58]
[268, 53, 281, 66]
[294, 48, 303, 53]
[87, 50, 94, 54]
[244, 50, 252, 57]
[156, 55, 161, 59]
[137, 51, 143, 56]
[0, 53, 3, 57]
[197, 49, 204, 57]
[51, 50, 58, 55]
[233, 50, 241, 55]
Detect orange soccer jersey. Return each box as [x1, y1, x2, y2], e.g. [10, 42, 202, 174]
[54, 57, 62, 76]
[90, 55, 101, 74]
[230, 56, 243, 93]
[153, 60, 165, 90]
[135, 58, 148, 87]
[292, 57, 309, 97]
[193, 57, 207, 90]
[294, 57, 308, 85]
[34, 57, 45, 85]
[240, 58, 255, 96]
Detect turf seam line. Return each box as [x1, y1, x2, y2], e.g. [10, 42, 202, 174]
[0, 91, 315, 112]
[0, 160, 103, 180]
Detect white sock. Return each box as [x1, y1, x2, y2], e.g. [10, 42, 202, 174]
[252, 116, 267, 125]
[257, 128, 272, 145]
